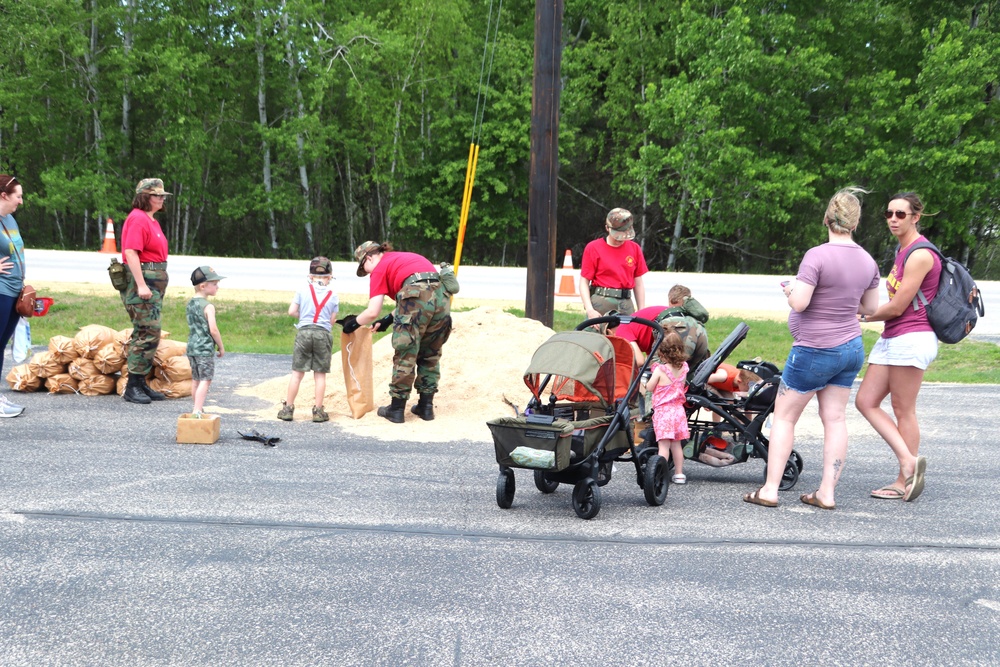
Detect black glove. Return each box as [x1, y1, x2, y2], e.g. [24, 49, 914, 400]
[237, 429, 280, 447]
[374, 314, 393, 332]
[337, 315, 360, 334]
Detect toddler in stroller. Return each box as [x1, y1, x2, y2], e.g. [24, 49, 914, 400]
[637, 323, 803, 490]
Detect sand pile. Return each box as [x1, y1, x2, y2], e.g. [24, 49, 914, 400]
[237, 307, 556, 442]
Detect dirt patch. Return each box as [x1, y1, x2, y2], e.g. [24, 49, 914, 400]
[236, 307, 556, 443]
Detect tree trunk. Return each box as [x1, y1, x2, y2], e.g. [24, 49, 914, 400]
[667, 188, 688, 270]
[280, 2, 314, 253]
[256, 10, 279, 255]
[120, 0, 136, 157]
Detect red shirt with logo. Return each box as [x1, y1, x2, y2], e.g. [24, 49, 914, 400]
[580, 239, 648, 289]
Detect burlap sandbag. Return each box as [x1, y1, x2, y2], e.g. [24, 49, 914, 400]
[93, 343, 126, 374]
[149, 377, 191, 398]
[45, 373, 78, 394]
[154, 339, 187, 366]
[77, 373, 117, 396]
[341, 327, 375, 419]
[74, 324, 117, 359]
[68, 358, 101, 381]
[28, 351, 67, 379]
[115, 328, 132, 349]
[155, 354, 192, 383]
[47, 335, 77, 364]
[116, 374, 127, 396]
[6, 364, 42, 392]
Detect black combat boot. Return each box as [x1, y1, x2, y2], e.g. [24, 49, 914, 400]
[138, 374, 167, 401]
[410, 393, 435, 421]
[123, 373, 152, 405]
[377, 397, 407, 423]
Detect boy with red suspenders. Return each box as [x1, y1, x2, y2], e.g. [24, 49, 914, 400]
[278, 257, 339, 422]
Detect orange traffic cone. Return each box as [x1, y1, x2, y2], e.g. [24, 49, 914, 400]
[99, 218, 118, 253]
[555, 249, 579, 297]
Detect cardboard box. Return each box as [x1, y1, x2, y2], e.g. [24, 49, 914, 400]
[632, 419, 649, 444]
[176, 413, 221, 445]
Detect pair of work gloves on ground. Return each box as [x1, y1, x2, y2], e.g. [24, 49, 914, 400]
[337, 314, 393, 334]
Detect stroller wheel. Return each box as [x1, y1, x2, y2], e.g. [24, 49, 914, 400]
[572, 479, 601, 520]
[533, 470, 559, 494]
[643, 454, 669, 506]
[763, 457, 801, 491]
[791, 449, 804, 473]
[496, 469, 515, 509]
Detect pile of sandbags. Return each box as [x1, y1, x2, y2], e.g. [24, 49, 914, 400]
[5, 324, 192, 398]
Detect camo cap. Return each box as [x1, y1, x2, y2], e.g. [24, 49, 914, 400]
[309, 256, 332, 275]
[606, 208, 634, 231]
[354, 241, 381, 277]
[135, 178, 172, 195]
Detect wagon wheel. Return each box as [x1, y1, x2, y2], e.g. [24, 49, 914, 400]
[643, 454, 669, 506]
[533, 470, 559, 494]
[572, 479, 601, 520]
[496, 469, 515, 509]
[791, 449, 804, 473]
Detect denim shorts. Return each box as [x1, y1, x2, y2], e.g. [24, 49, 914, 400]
[781, 336, 865, 393]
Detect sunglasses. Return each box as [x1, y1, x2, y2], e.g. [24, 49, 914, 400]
[884, 210, 911, 220]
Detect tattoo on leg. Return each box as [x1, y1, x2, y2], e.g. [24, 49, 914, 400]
[832, 458, 844, 480]
[777, 380, 787, 397]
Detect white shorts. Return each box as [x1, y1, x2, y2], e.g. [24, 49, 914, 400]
[867, 331, 939, 370]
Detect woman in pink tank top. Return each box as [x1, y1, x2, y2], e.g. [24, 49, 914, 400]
[855, 192, 941, 503]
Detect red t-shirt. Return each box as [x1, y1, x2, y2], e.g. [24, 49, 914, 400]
[580, 238, 648, 289]
[369, 251, 436, 297]
[120, 208, 168, 263]
[614, 305, 667, 354]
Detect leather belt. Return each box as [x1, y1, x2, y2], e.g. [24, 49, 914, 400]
[591, 286, 631, 299]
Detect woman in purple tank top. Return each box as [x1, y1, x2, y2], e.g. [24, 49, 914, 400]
[855, 193, 940, 503]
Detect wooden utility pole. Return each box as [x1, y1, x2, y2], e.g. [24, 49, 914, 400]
[525, 0, 563, 327]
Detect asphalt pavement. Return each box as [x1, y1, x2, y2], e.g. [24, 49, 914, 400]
[1, 349, 998, 665]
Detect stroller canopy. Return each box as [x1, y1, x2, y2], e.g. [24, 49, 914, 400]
[524, 331, 618, 407]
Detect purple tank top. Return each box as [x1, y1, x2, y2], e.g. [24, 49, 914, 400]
[883, 236, 942, 338]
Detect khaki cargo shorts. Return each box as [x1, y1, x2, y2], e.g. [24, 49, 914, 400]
[292, 326, 333, 373]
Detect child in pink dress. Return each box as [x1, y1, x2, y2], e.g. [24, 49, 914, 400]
[642, 331, 690, 484]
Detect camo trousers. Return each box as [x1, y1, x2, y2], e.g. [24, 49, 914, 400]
[120, 267, 168, 375]
[388, 282, 452, 400]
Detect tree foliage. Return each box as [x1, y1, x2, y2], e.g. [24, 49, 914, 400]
[1, 0, 997, 276]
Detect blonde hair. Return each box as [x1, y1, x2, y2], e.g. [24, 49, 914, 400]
[825, 186, 868, 235]
[655, 331, 688, 367]
[667, 285, 691, 306]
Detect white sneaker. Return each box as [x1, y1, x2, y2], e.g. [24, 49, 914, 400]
[0, 394, 24, 418]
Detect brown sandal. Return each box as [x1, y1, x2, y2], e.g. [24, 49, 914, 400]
[742, 489, 777, 508]
[800, 491, 835, 510]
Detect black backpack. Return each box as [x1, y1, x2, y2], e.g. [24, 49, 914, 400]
[900, 241, 984, 344]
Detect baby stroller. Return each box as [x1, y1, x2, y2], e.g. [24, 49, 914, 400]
[487, 315, 666, 519]
[636, 322, 803, 490]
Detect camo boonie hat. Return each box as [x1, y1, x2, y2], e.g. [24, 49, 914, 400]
[309, 256, 332, 275]
[135, 178, 172, 195]
[354, 241, 381, 277]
